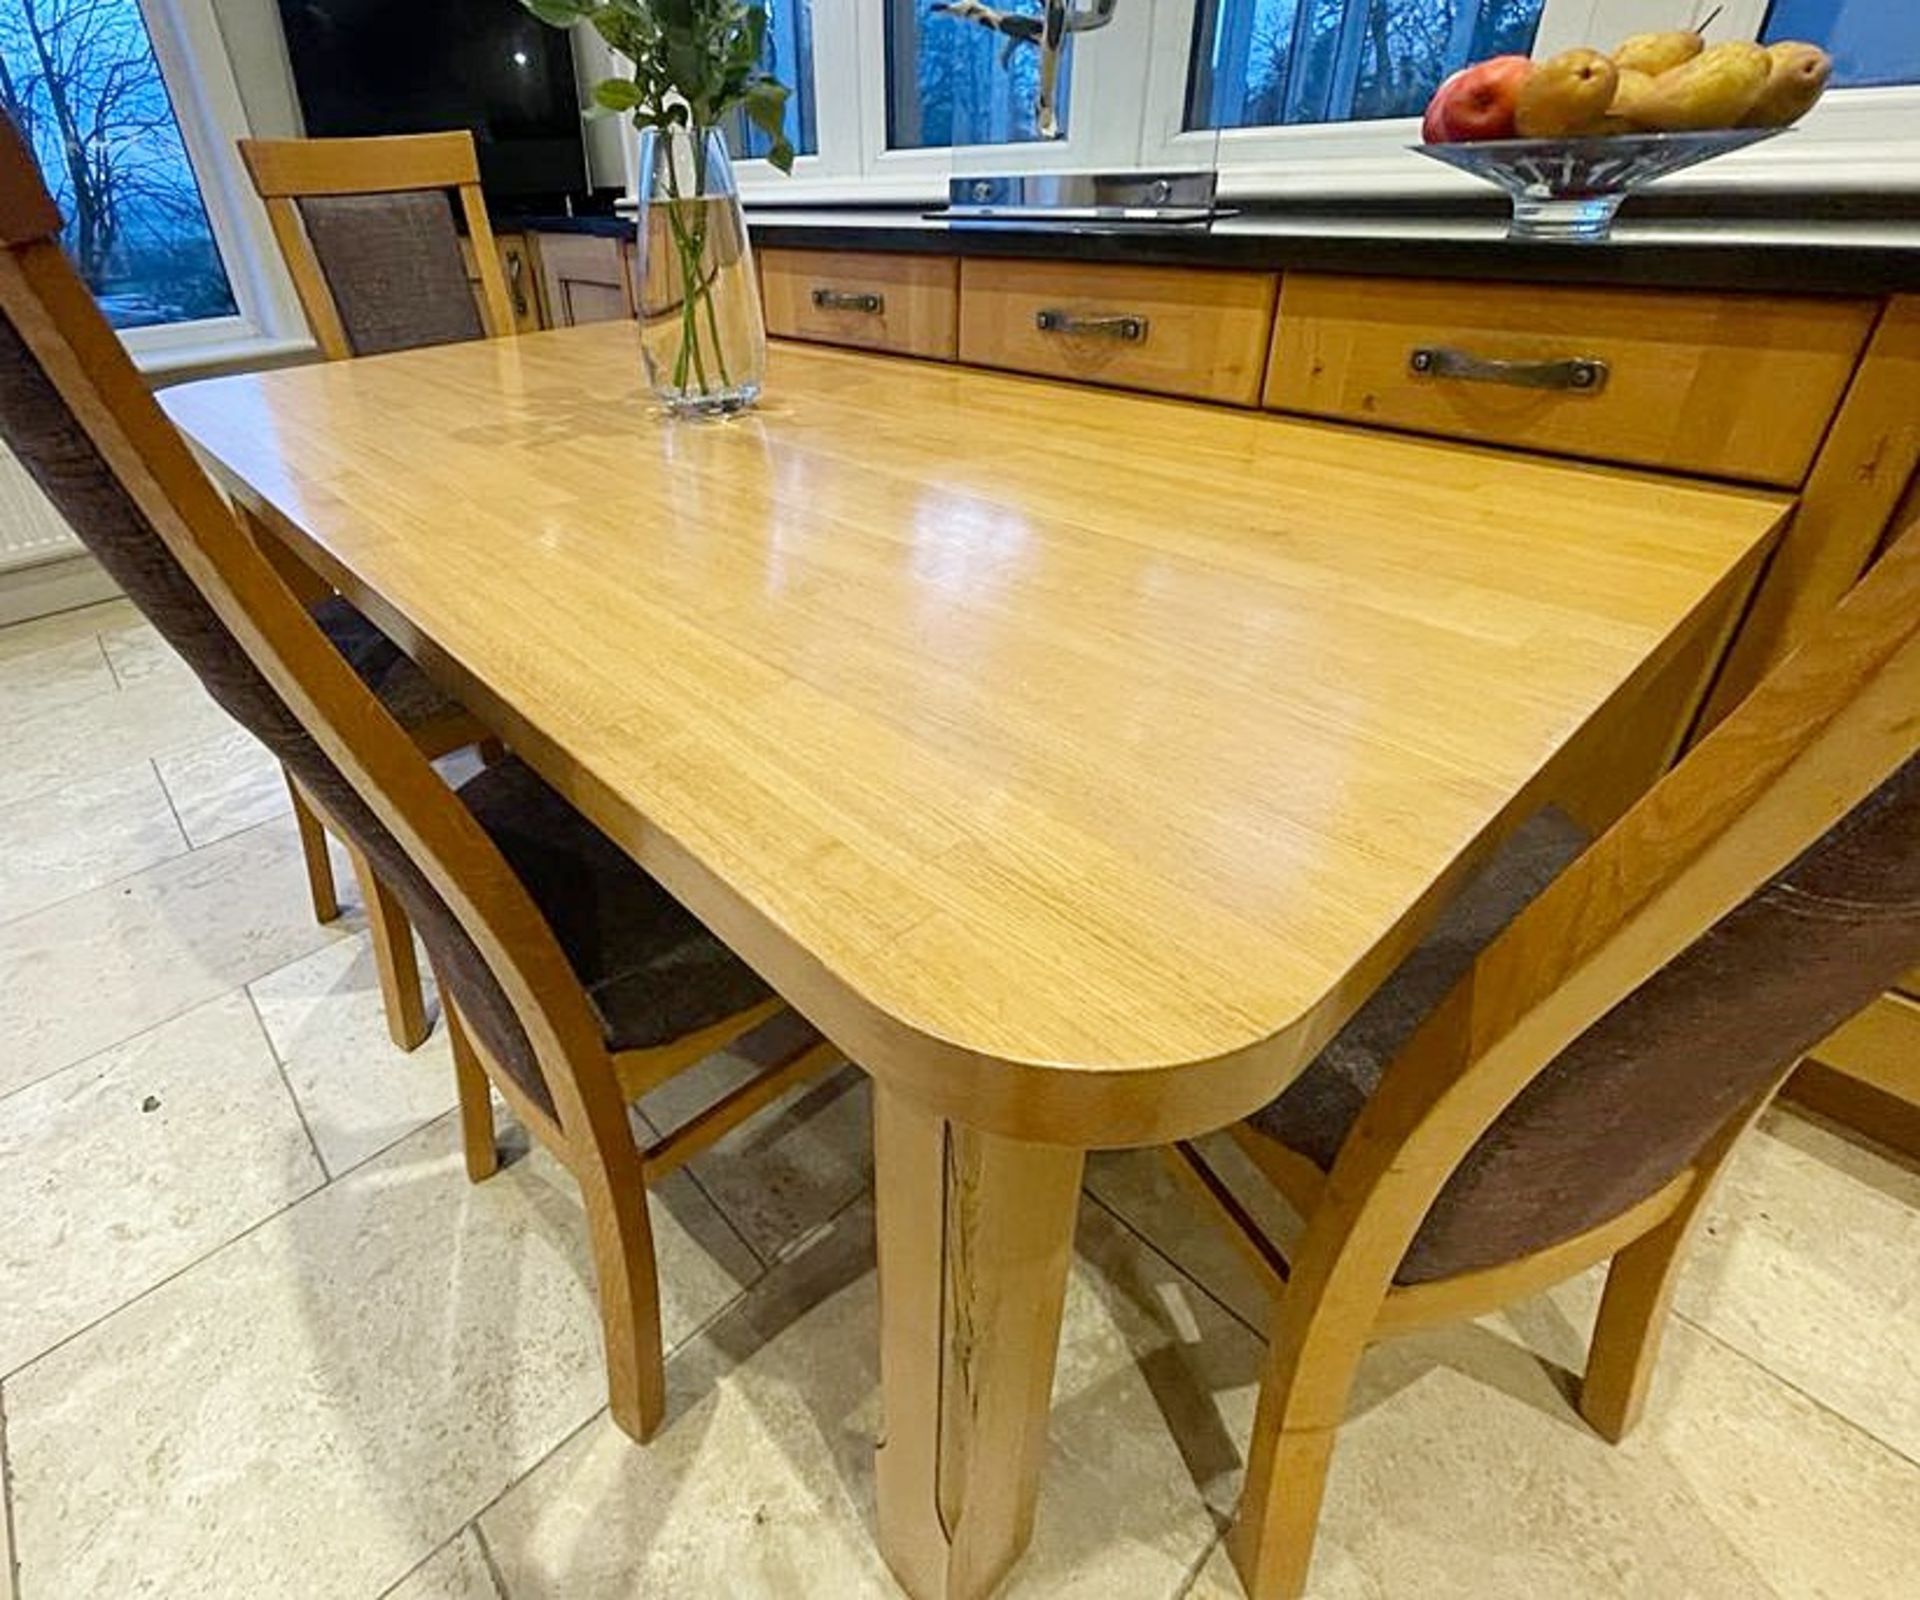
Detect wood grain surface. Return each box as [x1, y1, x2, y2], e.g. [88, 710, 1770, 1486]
[162, 327, 1786, 1144]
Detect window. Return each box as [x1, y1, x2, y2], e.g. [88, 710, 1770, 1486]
[884, 0, 1075, 148]
[0, 0, 236, 330]
[1188, 0, 1547, 131]
[0, 0, 301, 363]
[1762, 0, 1920, 88]
[725, 0, 820, 161]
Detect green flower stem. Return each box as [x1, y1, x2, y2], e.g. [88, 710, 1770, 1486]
[658, 131, 731, 399]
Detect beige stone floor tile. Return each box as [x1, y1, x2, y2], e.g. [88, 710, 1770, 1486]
[1673, 1107, 1920, 1466]
[637, 1045, 873, 1264]
[250, 932, 458, 1176]
[1179, 1542, 1238, 1598]
[0, 991, 323, 1377]
[0, 759, 188, 925]
[483, 1196, 1262, 1600]
[0, 636, 115, 730]
[1, 1450, 13, 1600]
[1085, 1139, 1294, 1336]
[0, 667, 234, 809]
[4, 1114, 760, 1600]
[0, 816, 354, 1101]
[0, 598, 138, 666]
[99, 619, 192, 687]
[383, 1529, 501, 1600]
[154, 726, 292, 848]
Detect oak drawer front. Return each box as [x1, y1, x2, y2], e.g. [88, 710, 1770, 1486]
[762, 250, 958, 360]
[1267, 276, 1876, 487]
[959, 260, 1277, 405]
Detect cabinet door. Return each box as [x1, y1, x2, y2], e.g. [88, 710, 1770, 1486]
[459, 233, 544, 333]
[497, 237, 544, 333]
[531, 233, 633, 327]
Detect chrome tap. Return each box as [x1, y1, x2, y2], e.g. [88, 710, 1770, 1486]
[930, 0, 1120, 139]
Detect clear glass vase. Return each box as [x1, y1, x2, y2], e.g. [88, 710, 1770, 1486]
[632, 126, 766, 414]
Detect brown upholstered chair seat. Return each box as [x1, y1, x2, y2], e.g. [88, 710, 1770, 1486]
[459, 758, 774, 1054]
[1253, 809, 1588, 1172]
[309, 596, 459, 730]
[1250, 810, 1589, 1279]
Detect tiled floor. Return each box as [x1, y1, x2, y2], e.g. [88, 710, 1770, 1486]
[2, 598, 1917, 1600]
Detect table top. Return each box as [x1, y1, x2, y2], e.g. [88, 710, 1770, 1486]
[163, 328, 1786, 1141]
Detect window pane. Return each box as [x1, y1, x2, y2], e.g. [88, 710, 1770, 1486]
[0, 0, 236, 329]
[723, 0, 819, 161]
[886, 0, 1074, 149]
[1762, 0, 1920, 88]
[1188, 0, 1545, 130]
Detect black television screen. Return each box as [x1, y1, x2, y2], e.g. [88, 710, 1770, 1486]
[277, 0, 587, 205]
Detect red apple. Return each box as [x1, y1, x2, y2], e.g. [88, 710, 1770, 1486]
[1423, 67, 1471, 142]
[1423, 54, 1533, 143]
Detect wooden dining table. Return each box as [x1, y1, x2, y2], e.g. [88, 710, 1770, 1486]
[162, 325, 1786, 1599]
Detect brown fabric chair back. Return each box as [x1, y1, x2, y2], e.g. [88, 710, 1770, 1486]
[292, 190, 484, 357]
[238, 132, 511, 362]
[1405, 749, 1919, 1281]
[0, 113, 590, 1124]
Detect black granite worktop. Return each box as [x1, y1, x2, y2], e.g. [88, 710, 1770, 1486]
[519, 199, 1920, 297]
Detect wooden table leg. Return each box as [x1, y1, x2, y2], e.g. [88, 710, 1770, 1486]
[873, 1084, 1085, 1600]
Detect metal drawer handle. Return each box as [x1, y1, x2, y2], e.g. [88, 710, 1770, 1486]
[1408, 346, 1609, 393]
[813, 288, 884, 314]
[1036, 309, 1149, 343]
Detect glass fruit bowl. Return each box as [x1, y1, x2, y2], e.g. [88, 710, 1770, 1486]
[1414, 128, 1786, 242]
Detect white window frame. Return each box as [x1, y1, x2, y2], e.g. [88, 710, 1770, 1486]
[847, 0, 1155, 190]
[729, 0, 871, 198]
[723, 0, 1920, 205]
[85, 0, 305, 369]
[1156, 0, 1920, 197]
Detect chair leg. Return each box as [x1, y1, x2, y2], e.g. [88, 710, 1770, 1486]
[1579, 1216, 1691, 1443]
[287, 774, 340, 924]
[581, 1172, 667, 1443]
[1230, 1306, 1372, 1600]
[441, 994, 498, 1183]
[1580, 1092, 1772, 1443]
[344, 842, 430, 1051]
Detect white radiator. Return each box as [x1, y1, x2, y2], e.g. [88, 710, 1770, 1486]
[0, 441, 81, 572]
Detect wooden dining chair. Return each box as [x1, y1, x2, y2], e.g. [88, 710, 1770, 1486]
[1164, 518, 1920, 1600]
[0, 114, 837, 1443]
[238, 130, 518, 1048]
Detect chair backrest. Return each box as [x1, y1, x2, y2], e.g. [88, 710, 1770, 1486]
[239, 132, 513, 360]
[1354, 513, 1919, 1286]
[0, 112, 623, 1164]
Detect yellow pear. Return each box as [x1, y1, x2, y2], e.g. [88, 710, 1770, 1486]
[1635, 40, 1771, 132]
[1613, 30, 1704, 78]
[1514, 48, 1619, 138]
[1608, 67, 1660, 129]
[1743, 40, 1833, 127]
